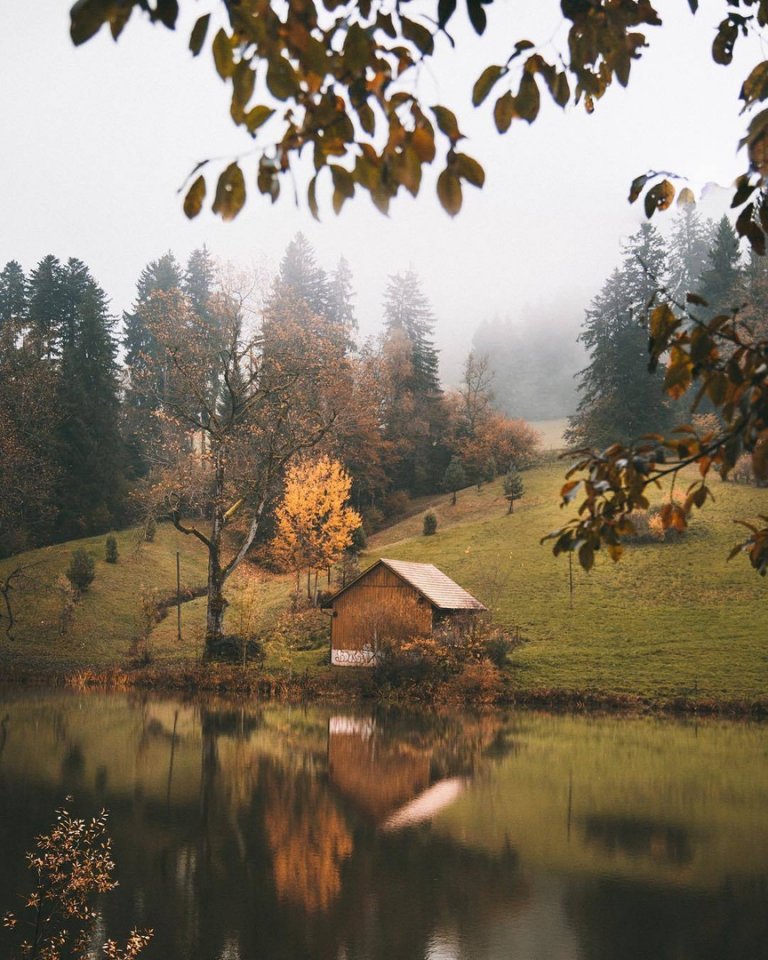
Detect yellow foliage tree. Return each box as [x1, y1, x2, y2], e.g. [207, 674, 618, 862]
[272, 456, 361, 600]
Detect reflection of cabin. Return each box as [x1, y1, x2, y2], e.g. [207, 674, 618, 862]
[327, 716, 432, 823]
[323, 558, 487, 667]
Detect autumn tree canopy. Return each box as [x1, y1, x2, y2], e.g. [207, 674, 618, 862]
[272, 455, 362, 599]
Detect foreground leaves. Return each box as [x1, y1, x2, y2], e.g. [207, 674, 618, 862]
[545, 293, 768, 575]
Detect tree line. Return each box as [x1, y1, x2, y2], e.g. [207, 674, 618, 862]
[566, 207, 766, 451]
[0, 237, 540, 629]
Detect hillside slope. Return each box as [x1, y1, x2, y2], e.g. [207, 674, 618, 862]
[1, 461, 766, 701]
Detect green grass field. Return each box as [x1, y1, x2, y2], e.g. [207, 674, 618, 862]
[1, 460, 767, 702]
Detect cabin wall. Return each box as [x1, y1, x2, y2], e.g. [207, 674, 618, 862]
[331, 565, 432, 666]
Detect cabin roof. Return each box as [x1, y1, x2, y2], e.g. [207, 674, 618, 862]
[326, 558, 487, 611]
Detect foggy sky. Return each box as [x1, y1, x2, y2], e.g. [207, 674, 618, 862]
[0, 2, 755, 384]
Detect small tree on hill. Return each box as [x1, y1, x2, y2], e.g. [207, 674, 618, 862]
[443, 456, 466, 506]
[272, 456, 362, 603]
[105, 534, 118, 563]
[504, 468, 524, 514]
[66, 548, 95, 594]
[423, 511, 438, 536]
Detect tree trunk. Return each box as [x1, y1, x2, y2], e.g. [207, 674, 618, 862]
[204, 455, 227, 659]
[507, 497, 514, 514]
[451, 490, 457, 506]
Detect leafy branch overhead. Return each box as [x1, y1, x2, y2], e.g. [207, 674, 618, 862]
[545, 290, 768, 575]
[68, 0, 768, 227]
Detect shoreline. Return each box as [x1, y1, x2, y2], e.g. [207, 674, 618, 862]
[1, 663, 766, 719]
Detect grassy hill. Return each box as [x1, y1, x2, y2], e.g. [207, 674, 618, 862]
[1, 460, 767, 703]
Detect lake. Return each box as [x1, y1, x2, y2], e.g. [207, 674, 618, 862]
[0, 687, 766, 960]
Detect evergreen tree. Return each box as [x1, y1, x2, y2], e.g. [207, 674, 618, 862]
[382, 269, 440, 396]
[667, 204, 711, 306]
[275, 232, 329, 315]
[0, 260, 58, 553]
[567, 225, 673, 448]
[124, 251, 183, 381]
[443, 456, 466, 505]
[697, 216, 742, 318]
[327, 256, 358, 352]
[0, 261, 27, 339]
[53, 262, 125, 538]
[380, 269, 447, 494]
[503, 467, 524, 514]
[27, 255, 66, 360]
[183, 246, 216, 321]
[123, 252, 184, 477]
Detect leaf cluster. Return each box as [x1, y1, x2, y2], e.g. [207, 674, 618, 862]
[3, 804, 151, 960]
[69, 0, 673, 220]
[547, 292, 768, 573]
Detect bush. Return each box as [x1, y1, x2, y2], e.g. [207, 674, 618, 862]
[262, 607, 330, 651]
[66, 548, 95, 594]
[207, 634, 265, 664]
[423, 511, 438, 536]
[731, 454, 756, 485]
[144, 515, 157, 542]
[483, 629, 516, 666]
[105, 534, 119, 563]
[362, 506, 385, 533]
[382, 490, 411, 521]
[624, 492, 688, 544]
[350, 524, 368, 552]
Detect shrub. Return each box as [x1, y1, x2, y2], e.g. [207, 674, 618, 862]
[443, 456, 466, 505]
[483, 629, 516, 666]
[423, 510, 438, 536]
[350, 524, 368, 552]
[362, 506, 385, 533]
[207, 634, 265, 664]
[382, 490, 411, 520]
[144, 515, 157, 542]
[66, 548, 95, 594]
[503, 468, 524, 514]
[56, 575, 77, 636]
[731, 454, 756, 485]
[262, 607, 329, 652]
[105, 534, 119, 563]
[439, 659, 503, 704]
[3, 803, 152, 960]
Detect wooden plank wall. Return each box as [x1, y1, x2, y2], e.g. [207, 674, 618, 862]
[331, 565, 432, 654]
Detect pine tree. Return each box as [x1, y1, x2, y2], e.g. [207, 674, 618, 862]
[27, 255, 66, 360]
[503, 467, 524, 514]
[697, 216, 741, 319]
[667, 204, 711, 306]
[380, 269, 447, 493]
[276, 233, 329, 315]
[123, 252, 184, 477]
[382, 269, 440, 396]
[0, 261, 59, 553]
[0, 261, 27, 340]
[183, 246, 216, 321]
[567, 225, 673, 448]
[443, 456, 466, 505]
[53, 262, 125, 538]
[327, 256, 358, 352]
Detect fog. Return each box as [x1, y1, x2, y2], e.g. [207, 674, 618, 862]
[0, 2, 754, 391]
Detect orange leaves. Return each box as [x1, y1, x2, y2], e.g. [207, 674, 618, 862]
[272, 456, 361, 576]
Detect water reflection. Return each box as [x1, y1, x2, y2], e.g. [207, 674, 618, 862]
[0, 689, 766, 960]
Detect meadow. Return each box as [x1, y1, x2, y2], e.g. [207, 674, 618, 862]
[1, 459, 766, 704]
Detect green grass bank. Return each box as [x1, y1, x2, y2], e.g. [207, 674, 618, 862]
[1, 460, 766, 709]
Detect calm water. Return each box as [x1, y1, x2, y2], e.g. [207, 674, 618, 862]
[0, 688, 767, 960]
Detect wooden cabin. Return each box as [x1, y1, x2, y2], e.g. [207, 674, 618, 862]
[323, 558, 487, 667]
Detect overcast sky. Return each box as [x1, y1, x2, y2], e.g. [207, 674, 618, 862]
[0, 2, 757, 383]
